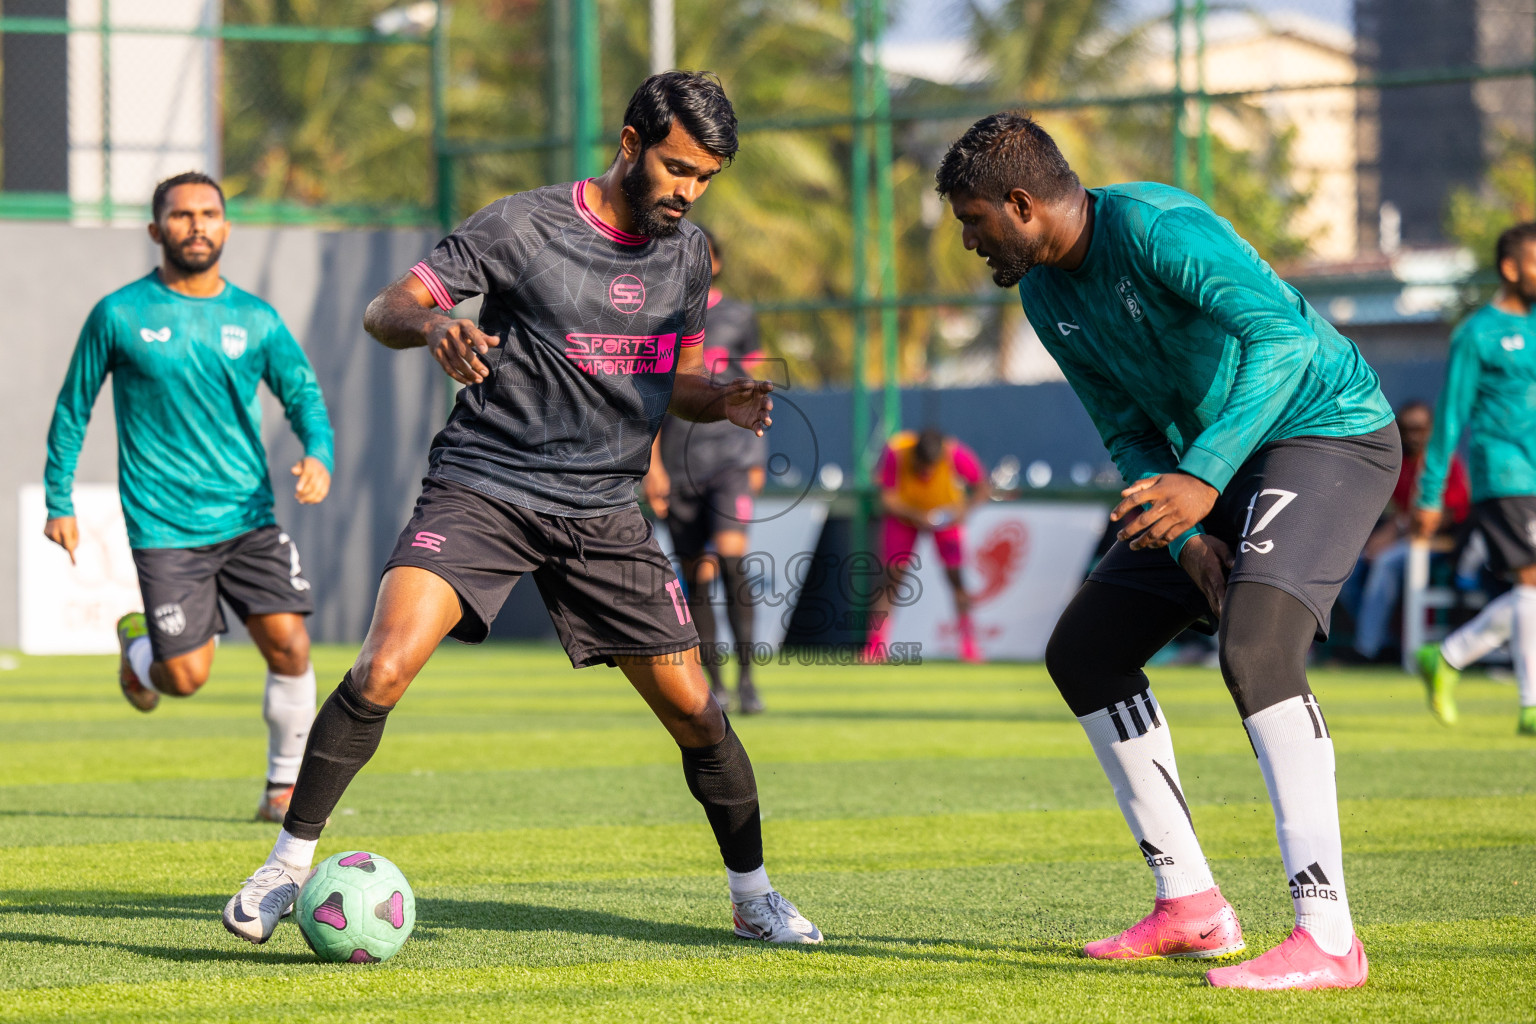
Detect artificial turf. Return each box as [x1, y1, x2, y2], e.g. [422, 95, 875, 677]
[0, 644, 1532, 1022]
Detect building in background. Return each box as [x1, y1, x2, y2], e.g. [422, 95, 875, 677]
[1140, 10, 1360, 262]
[1, 0, 220, 219]
[1356, 0, 1534, 251]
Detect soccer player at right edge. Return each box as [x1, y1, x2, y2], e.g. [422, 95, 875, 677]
[223, 72, 819, 947]
[938, 113, 1399, 990]
[1412, 223, 1536, 735]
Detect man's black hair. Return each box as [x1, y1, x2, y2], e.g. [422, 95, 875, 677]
[1495, 221, 1536, 276]
[935, 111, 1079, 204]
[915, 426, 946, 467]
[152, 171, 225, 222]
[700, 225, 721, 264]
[622, 71, 738, 163]
[1396, 398, 1431, 419]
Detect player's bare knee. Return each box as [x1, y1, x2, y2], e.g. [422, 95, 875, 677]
[156, 664, 207, 697]
[674, 698, 726, 747]
[262, 633, 310, 676]
[351, 654, 413, 707]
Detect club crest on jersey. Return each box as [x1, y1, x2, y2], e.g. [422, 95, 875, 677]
[1502, 334, 1526, 352]
[221, 325, 248, 359]
[152, 602, 186, 637]
[140, 327, 171, 344]
[609, 274, 646, 314]
[565, 332, 676, 375]
[1116, 277, 1145, 322]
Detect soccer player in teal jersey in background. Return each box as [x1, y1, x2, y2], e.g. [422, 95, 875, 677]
[43, 172, 335, 822]
[938, 113, 1400, 990]
[1413, 222, 1536, 736]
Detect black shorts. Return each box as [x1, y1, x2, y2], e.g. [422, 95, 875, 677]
[1473, 496, 1536, 576]
[385, 479, 699, 668]
[665, 465, 756, 560]
[132, 525, 314, 661]
[1088, 425, 1402, 638]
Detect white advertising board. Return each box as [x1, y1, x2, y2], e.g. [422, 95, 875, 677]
[19, 484, 141, 655]
[886, 501, 1107, 661]
[656, 495, 831, 649]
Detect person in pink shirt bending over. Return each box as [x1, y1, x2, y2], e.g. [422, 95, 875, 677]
[864, 426, 991, 662]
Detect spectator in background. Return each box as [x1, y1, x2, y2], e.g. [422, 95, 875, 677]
[864, 426, 991, 663]
[1351, 400, 1470, 662]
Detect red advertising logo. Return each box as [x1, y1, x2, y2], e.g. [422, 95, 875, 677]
[609, 274, 646, 313]
[973, 520, 1029, 605]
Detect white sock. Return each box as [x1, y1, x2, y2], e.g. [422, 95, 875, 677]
[263, 665, 317, 786]
[1441, 590, 1515, 670]
[1078, 689, 1216, 899]
[1511, 586, 1536, 708]
[1244, 694, 1354, 956]
[267, 828, 318, 871]
[727, 865, 772, 903]
[127, 637, 157, 693]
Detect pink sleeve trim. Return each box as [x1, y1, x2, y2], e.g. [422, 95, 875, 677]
[951, 442, 984, 484]
[680, 330, 706, 347]
[410, 262, 455, 310]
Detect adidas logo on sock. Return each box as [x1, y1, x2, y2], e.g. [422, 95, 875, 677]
[1289, 861, 1339, 901]
[1139, 839, 1175, 867]
[1109, 689, 1162, 742]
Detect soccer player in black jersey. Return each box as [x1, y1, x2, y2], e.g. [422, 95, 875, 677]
[644, 229, 769, 713]
[224, 72, 821, 947]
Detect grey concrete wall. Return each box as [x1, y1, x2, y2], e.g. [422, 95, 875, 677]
[0, 220, 445, 647]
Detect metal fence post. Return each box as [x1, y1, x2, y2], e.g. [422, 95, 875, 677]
[1171, 0, 1185, 191]
[100, 0, 112, 221]
[872, 0, 900, 442]
[1195, 0, 1212, 203]
[431, 1, 454, 231]
[572, 0, 601, 179]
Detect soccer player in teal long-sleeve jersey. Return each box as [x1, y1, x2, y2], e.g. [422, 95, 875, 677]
[43, 173, 335, 823]
[938, 114, 1400, 990]
[1411, 222, 1536, 736]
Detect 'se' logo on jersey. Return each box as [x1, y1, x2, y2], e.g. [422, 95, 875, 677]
[140, 327, 171, 344]
[1502, 334, 1526, 352]
[1116, 277, 1145, 322]
[609, 274, 646, 314]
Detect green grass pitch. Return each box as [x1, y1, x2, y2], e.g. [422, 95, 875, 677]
[0, 643, 1532, 1022]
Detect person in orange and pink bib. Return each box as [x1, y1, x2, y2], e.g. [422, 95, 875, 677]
[865, 426, 991, 662]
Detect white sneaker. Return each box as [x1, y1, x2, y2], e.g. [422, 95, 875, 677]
[222, 863, 310, 944]
[732, 890, 823, 944]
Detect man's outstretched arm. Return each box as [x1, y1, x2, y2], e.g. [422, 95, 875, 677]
[667, 342, 773, 436]
[363, 273, 500, 385]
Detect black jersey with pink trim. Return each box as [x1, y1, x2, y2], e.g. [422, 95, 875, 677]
[410, 180, 711, 516]
[657, 291, 767, 485]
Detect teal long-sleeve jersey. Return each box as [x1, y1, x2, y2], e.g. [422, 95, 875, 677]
[1416, 303, 1536, 510]
[1018, 183, 1393, 495]
[44, 271, 335, 550]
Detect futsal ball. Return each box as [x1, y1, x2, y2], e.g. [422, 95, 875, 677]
[294, 850, 416, 963]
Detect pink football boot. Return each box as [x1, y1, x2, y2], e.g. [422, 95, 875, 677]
[1206, 927, 1368, 990]
[1084, 886, 1245, 960]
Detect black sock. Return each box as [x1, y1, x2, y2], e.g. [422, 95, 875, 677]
[719, 556, 756, 688]
[282, 671, 392, 841]
[678, 720, 764, 872]
[687, 562, 723, 690]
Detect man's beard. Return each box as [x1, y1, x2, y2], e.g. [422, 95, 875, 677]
[621, 159, 690, 238]
[163, 235, 223, 274]
[987, 233, 1047, 288]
